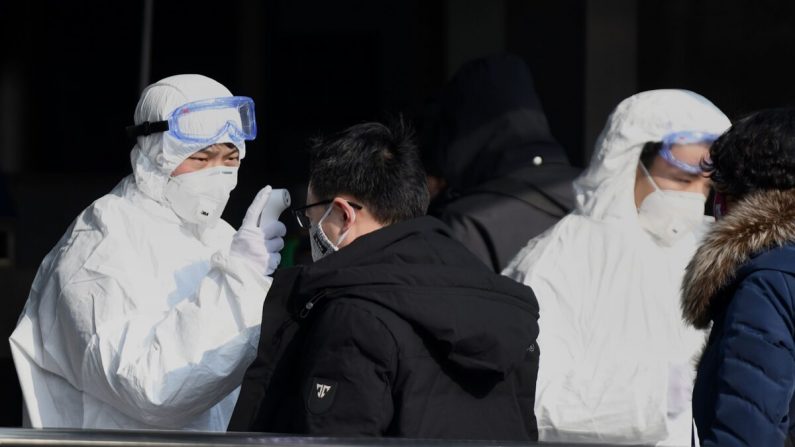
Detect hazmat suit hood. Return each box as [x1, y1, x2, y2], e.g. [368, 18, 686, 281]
[503, 90, 730, 445]
[131, 74, 247, 203]
[575, 89, 730, 221]
[425, 53, 567, 193]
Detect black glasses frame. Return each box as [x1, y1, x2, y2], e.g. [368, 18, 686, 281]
[291, 199, 363, 228]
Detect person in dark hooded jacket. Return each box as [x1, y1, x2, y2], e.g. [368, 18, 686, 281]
[422, 53, 580, 272]
[229, 121, 540, 440]
[683, 108, 795, 446]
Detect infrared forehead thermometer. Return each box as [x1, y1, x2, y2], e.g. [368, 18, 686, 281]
[259, 188, 291, 227]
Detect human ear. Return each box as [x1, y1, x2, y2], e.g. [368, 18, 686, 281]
[331, 197, 357, 232]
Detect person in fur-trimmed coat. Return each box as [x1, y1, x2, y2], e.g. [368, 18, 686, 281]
[683, 108, 795, 447]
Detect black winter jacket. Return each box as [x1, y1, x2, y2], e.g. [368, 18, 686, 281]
[229, 216, 539, 440]
[424, 53, 580, 272]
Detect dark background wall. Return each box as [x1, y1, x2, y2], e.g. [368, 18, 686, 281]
[638, 0, 795, 119]
[1, 0, 795, 427]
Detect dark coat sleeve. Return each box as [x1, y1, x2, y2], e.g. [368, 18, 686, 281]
[295, 299, 397, 435]
[228, 266, 303, 432]
[700, 271, 795, 446]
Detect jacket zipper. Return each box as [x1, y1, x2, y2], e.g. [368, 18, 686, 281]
[299, 290, 328, 319]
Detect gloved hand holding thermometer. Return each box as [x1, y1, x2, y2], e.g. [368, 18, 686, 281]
[231, 186, 290, 276]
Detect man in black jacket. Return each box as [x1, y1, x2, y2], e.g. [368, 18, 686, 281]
[229, 121, 539, 440]
[423, 54, 581, 272]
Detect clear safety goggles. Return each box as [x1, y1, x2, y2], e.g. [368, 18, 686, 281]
[658, 130, 719, 174]
[126, 96, 257, 144]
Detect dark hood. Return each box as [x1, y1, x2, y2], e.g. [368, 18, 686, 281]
[291, 216, 539, 377]
[424, 53, 568, 192]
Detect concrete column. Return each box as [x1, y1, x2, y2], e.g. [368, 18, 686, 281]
[584, 0, 638, 161]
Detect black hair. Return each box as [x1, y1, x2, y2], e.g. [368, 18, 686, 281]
[703, 108, 795, 199]
[639, 141, 662, 169]
[308, 119, 430, 224]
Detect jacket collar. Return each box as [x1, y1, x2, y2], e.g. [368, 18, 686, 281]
[284, 215, 539, 376]
[682, 188, 795, 328]
[304, 216, 449, 276]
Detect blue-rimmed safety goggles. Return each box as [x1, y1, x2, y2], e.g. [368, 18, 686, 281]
[126, 96, 257, 144]
[658, 130, 719, 174]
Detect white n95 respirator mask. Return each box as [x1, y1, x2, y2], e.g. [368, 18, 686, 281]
[164, 166, 238, 227]
[637, 164, 706, 247]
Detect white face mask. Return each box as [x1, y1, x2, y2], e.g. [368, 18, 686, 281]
[310, 203, 353, 261]
[163, 166, 238, 227]
[637, 164, 706, 247]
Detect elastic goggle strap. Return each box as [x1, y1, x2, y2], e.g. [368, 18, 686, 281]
[126, 120, 170, 138]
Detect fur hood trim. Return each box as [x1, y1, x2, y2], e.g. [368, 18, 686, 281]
[682, 188, 795, 329]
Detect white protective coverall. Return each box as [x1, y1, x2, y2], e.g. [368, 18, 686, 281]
[503, 90, 730, 445]
[9, 75, 277, 430]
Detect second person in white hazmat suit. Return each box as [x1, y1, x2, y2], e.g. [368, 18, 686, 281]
[9, 74, 286, 430]
[503, 90, 730, 445]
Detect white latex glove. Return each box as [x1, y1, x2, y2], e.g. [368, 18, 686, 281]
[230, 186, 287, 276]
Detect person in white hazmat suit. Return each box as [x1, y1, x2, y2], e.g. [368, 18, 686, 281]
[503, 89, 730, 445]
[8, 74, 287, 430]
